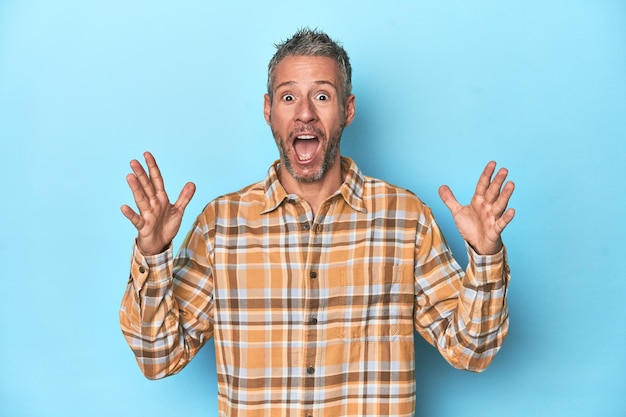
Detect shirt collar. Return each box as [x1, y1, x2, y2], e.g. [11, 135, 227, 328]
[261, 156, 367, 214]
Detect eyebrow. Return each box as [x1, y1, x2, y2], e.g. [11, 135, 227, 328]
[273, 80, 337, 92]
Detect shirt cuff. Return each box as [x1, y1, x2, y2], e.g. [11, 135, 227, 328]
[465, 242, 509, 285]
[129, 240, 174, 289]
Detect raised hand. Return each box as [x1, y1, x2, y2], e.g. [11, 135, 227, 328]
[120, 152, 196, 256]
[438, 161, 515, 255]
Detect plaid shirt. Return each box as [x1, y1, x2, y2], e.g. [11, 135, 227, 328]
[120, 157, 510, 417]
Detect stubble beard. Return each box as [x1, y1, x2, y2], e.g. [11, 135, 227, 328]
[272, 123, 344, 184]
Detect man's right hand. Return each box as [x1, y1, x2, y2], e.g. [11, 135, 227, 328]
[120, 152, 196, 256]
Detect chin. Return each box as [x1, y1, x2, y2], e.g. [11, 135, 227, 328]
[287, 162, 325, 183]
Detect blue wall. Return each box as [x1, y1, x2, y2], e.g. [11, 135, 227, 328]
[1, 1, 625, 416]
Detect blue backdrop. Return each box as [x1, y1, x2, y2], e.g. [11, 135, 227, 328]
[1, 1, 625, 416]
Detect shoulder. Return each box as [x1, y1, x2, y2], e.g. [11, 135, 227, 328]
[361, 174, 431, 214]
[197, 180, 267, 222]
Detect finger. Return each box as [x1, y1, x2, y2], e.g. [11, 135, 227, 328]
[474, 161, 497, 197]
[144, 152, 168, 199]
[120, 204, 145, 230]
[494, 207, 516, 235]
[126, 172, 152, 214]
[484, 167, 509, 203]
[130, 158, 157, 201]
[438, 185, 462, 214]
[173, 182, 196, 213]
[492, 180, 515, 217]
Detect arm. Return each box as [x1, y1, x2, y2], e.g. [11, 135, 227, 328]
[119, 222, 215, 379]
[119, 152, 208, 379]
[413, 162, 515, 371]
[413, 216, 510, 372]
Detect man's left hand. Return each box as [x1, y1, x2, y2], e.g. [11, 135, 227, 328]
[438, 161, 515, 255]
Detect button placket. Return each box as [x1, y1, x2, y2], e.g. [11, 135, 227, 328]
[300, 199, 333, 413]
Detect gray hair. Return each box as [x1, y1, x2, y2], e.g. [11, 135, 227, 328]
[267, 28, 352, 104]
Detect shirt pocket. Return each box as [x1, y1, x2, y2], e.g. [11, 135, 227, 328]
[328, 264, 412, 340]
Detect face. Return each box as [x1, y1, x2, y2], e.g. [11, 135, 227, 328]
[264, 55, 355, 185]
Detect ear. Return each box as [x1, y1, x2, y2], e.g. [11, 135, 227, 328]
[343, 94, 356, 127]
[263, 94, 271, 125]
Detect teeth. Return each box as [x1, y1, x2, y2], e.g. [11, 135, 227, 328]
[297, 135, 316, 140]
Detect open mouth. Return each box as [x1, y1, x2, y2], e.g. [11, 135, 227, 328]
[293, 134, 320, 163]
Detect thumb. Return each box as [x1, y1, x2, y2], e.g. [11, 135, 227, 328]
[438, 185, 461, 214]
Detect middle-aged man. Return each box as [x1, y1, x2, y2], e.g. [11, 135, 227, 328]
[120, 28, 515, 417]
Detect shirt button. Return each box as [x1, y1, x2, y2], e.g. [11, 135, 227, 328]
[303, 223, 310, 230]
[309, 271, 317, 279]
[309, 317, 318, 325]
[139, 266, 146, 274]
[307, 366, 315, 375]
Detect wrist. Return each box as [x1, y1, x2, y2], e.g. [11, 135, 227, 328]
[468, 238, 503, 256]
[136, 238, 171, 256]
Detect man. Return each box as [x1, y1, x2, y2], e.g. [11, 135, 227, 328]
[120, 28, 515, 417]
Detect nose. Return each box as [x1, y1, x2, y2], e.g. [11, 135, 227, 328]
[295, 97, 317, 124]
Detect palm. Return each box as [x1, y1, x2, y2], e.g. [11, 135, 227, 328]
[135, 200, 183, 250]
[439, 161, 515, 255]
[121, 152, 196, 256]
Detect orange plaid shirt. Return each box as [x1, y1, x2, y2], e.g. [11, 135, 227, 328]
[120, 157, 510, 417]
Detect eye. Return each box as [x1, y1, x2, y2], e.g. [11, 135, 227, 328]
[282, 94, 295, 102]
[316, 93, 330, 101]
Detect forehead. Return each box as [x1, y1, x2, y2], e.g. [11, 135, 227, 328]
[272, 55, 340, 90]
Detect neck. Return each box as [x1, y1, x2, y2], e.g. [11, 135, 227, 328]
[279, 159, 344, 217]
